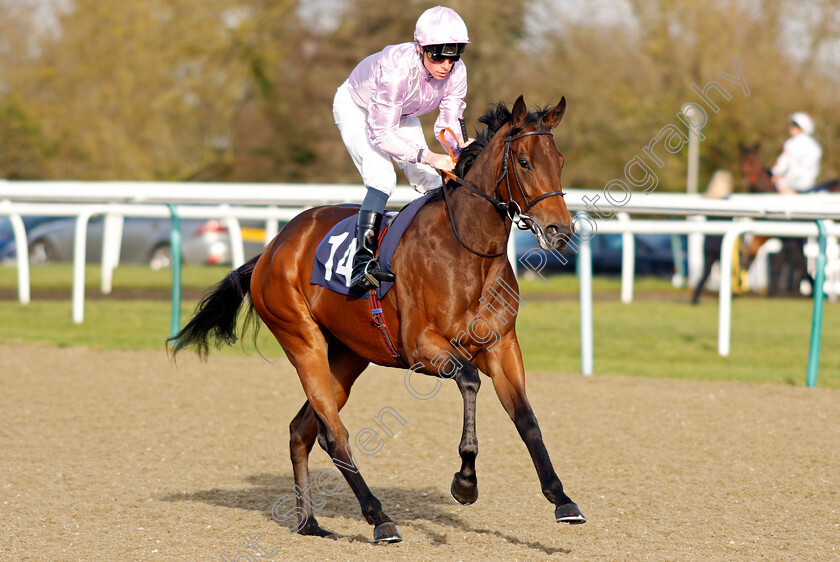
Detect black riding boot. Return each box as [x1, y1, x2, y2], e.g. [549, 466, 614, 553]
[349, 210, 396, 293]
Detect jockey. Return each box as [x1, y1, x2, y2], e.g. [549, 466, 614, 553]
[771, 112, 822, 194]
[333, 5, 472, 293]
[769, 112, 821, 294]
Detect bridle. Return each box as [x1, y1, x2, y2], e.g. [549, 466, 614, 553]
[440, 124, 567, 258]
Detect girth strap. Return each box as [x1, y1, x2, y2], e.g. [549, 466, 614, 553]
[366, 224, 405, 365]
[367, 290, 403, 364]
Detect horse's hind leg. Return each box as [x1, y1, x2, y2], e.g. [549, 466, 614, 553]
[280, 330, 400, 543]
[287, 402, 334, 537]
[287, 343, 369, 538]
[308, 376, 401, 542]
[450, 364, 481, 505]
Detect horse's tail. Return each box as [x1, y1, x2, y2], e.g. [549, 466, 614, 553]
[167, 255, 260, 359]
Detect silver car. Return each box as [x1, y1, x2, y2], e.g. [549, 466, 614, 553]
[1, 215, 266, 268]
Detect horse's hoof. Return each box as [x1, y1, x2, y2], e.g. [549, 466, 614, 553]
[449, 472, 478, 505]
[555, 502, 587, 524]
[373, 522, 402, 543]
[298, 523, 338, 540]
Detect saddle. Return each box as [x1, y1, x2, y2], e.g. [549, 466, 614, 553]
[311, 192, 435, 298]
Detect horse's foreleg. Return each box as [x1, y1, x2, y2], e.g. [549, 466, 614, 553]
[410, 332, 482, 506]
[450, 363, 481, 505]
[478, 334, 586, 525]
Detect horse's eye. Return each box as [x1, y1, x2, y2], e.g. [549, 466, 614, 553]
[518, 158, 530, 169]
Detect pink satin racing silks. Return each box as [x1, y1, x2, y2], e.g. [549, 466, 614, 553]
[347, 42, 467, 163]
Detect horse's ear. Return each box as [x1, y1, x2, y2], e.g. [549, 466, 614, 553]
[541, 97, 567, 130]
[511, 95, 527, 128]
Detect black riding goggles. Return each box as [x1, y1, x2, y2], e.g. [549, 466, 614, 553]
[424, 43, 465, 64]
[425, 51, 460, 64]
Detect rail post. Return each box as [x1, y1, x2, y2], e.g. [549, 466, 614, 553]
[168, 204, 182, 337]
[806, 220, 828, 387]
[577, 212, 594, 375]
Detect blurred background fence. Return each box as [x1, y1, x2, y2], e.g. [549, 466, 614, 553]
[3, 0, 840, 386]
[3, 182, 840, 386]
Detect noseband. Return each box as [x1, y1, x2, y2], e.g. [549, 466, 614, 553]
[441, 125, 567, 258]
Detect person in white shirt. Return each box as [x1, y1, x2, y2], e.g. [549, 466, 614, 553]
[768, 112, 820, 294]
[771, 112, 822, 194]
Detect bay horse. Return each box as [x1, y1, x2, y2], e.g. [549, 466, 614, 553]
[691, 170, 748, 304]
[691, 148, 774, 303]
[168, 95, 586, 543]
[740, 144, 821, 294]
[739, 144, 777, 272]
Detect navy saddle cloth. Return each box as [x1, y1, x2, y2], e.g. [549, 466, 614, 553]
[311, 192, 435, 298]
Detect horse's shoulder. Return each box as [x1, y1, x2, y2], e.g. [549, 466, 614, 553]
[401, 198, 444, 236]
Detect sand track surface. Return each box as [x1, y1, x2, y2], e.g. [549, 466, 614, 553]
[2, 344, 838, 560]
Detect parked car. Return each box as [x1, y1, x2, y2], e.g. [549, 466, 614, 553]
[0, 216, 63, 259]
[514, 228, 676, 277]
[0, 215, 268, 268]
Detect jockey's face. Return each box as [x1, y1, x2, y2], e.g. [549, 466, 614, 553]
[418, 44, 454, 81]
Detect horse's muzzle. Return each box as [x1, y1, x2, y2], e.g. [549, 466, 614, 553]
[544, 223, 574, 251]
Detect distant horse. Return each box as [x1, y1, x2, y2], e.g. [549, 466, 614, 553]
[691, 170, 748, 304]
[737, 144, 782, 292]
[741, 143, 840, 194]
[168, 96, 586, 543]
[740, 144, 823, 294]
[691, 138, 835, 301]
[737, 143, 777, 269]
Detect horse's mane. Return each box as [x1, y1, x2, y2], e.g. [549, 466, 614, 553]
[428, 101, 551, 200]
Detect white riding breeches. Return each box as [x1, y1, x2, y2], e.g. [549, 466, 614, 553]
[333, 80, 443, 196]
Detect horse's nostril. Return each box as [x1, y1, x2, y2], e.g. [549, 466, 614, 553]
[545, 224, 573, 248]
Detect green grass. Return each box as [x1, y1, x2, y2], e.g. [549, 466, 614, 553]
[515, 292, 838, 387]
[1, 265, 837, 388]
[0, 263, 233, 292]
[0, 264, 282, 355]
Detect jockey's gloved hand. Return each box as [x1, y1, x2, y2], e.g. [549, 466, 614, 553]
[426, 152, 456, 172]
